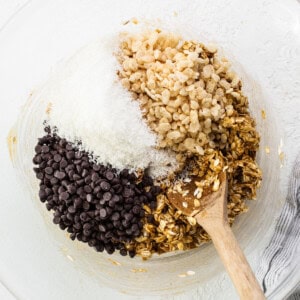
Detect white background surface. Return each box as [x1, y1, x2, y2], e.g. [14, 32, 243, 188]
[0, 0, 299, 299]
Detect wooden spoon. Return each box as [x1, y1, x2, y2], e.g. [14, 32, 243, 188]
[167, 172, 265, 300]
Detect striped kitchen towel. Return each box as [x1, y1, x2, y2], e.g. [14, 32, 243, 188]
[257, 152, 300, 299]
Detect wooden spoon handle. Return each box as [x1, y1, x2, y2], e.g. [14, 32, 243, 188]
[198, 219, 265, 300]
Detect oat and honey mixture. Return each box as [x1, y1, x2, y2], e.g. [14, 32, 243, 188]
[33, 30, 261, 259]
[118, 30, 261, 258]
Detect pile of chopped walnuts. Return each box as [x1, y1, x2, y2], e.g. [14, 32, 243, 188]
[117, 30, 262, 259]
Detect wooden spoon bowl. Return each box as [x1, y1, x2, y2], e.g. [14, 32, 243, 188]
[167, 172, 265, 300]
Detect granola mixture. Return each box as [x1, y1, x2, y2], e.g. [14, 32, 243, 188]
[117, 30, 262, 259]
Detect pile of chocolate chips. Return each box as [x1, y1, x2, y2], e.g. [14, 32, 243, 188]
[33, 128, 160, 257]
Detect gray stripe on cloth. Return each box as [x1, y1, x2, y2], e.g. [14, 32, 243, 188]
[256, 152, 300, 298]
[287, 291, 300, 300]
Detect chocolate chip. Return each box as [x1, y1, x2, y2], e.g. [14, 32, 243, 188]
[100, 181, 110, 191]
[41, 145, 50, 153]
[45, 167, 53, 175]
[115, 222, 122, 230]
[122, 219, 130, 228]
[54, 170, 66, 180]
[119, 248, 127, 256]
[59, 192, 69, 201]
[33, 130, 158, 258]
[33, 155, 42, 164]
[83, 223, 92, 230]
[73, 174, 81, 181]
[45, 188, 52, 196]
[98, 224, 106, 232]
[105, 171, 114, 181]
[105, 243, 115, 254]
[60, 159, 68, 169]
[36, 172, 44, 180]
[87, 211, 95, 218]
[70, 233, 76, 240]
[76, 179, 85, 186]
[95, 243, 104, 252]
[129, 250, 135, 258]
[53, 216, 60, 224]
[74, 198, 82, 207]
[82, 169, 89, 178]
[111, 212, 120, 221]
[66, 151, 75, 160]
[132, 205, 141, 215]
[35, 145, 42, 154]
[74, 223, 81, 230]
[66, 143, 73, 151]
[39, 189, 47, 200]
[91, 173, 99, 182]
[93, 164, 101, 171]
[112, 195, 120, 203]
[68, 206, 76, 214]
[124, 204, 133, 211]
[53, 154, 62, 162]
[99, 209, 107, 219]
[93, 187, 100, 195]
[150, 201, 157, 209]
[75, 151, 82, 159]
[74, 160, 81, 165]
[126, 228, 132, 235]
[125, 197, 134, 204]
[120, 169, 129, 177]
[124, 213, 133, 221]
[50, 176, 58, 185]
[103, 192, 112, 202]
[83, 202, 90, 210]
[123, 188, 134, 198]
[105, 231, 114, 239]
[86, 194, 93, 202]
[108, 200, 116, 208]
[67, 184, 76, 194]
[88, 239, 97, 247]
[131, 223, 139, 232]
[81, 161, 89, 169]
[84, 185, 92, 193]
[80, 212, 87, 221]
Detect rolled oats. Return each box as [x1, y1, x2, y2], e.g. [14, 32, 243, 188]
[118, 30, 262, 259]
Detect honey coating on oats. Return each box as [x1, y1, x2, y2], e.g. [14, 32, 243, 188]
[118, 30, 262, 259]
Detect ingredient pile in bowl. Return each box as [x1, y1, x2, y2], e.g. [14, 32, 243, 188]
[33, 29, 262, 259]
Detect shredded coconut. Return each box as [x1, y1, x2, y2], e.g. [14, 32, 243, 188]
[42, 35, 178, 178]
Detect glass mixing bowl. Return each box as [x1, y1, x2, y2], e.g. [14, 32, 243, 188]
[10, 54, 283, 299]
[4, 0, 299, 299]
